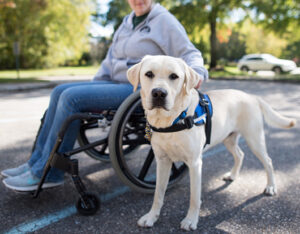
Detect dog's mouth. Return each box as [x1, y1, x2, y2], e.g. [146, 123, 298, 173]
[150, 99, 169, 111]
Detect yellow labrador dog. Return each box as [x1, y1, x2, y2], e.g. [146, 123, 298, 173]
[127, 55, 296, 231]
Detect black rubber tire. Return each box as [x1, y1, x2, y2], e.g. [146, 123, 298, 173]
[108, 91, 187, 194]
[240, 66, 249, 72]
[272, 66, 282, 74]
[76, 192, 100, 216]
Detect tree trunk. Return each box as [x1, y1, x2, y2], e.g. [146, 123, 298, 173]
[209, 14, 217, 69]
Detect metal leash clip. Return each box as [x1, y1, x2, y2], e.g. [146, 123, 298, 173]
[145, 122, 152, 141]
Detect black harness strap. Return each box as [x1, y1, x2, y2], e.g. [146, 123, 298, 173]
[150, 115, 194, 133]
[198, 91, 212, 146]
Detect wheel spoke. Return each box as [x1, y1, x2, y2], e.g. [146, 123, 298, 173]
[170, 163, 186, 180]
[171, 164, 180, 176]
[123, 126, 136, 136]
[99, 142, 108, 154]
[138, 148, 154, 180]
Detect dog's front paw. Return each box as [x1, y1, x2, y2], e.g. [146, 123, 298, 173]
[137, 212, 158, 228]
[222, 172, 235, 181]
[264, 185, 277, 196]
[180, 217, 198, 231]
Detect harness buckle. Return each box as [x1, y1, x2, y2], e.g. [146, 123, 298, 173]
[199, 98, 209, 107]
[184, 116, 194, 129]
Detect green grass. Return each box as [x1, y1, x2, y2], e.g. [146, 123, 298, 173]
[0, 77, 44, 83]
[1, 65, 299, 84]
[0, 66, 99, 83]
[209, 66, 245, 78]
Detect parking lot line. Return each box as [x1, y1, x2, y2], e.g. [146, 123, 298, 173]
[4, 186, 130, 234]
[4, 143, 234, 234]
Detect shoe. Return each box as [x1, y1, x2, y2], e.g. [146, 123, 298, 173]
[1, 163, 30, 177]
[3, 170, 64, 192]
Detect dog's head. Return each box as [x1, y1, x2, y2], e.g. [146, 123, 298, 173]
[127, 55, 200, 116]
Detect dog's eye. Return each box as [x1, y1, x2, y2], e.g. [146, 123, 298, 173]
[169, 73, 179, 80]
[145, 71, 154, 78]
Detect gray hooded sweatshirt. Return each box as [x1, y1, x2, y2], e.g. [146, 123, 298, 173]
[94, 3, 208, 82]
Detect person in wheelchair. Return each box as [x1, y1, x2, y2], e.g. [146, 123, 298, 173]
[2, 0, 208, 192]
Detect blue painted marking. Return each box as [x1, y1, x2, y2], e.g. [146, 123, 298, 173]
[4, 186, 130, 234]
[100, 185, 130, 202]
[5, 206, 76, 234]
[4, 141, 245, 234]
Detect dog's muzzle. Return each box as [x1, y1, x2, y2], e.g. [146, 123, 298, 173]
[151, 88, 168, 109]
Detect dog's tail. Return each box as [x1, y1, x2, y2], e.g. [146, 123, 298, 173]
[257, 97, 296, 129]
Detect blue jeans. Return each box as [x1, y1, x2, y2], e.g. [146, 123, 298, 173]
[28, 80, 133, 182]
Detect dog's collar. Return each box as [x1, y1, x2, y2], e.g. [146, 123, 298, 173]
[146, 90, 213, 145]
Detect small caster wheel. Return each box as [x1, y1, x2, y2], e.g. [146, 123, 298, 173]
[76, 192, 100, 216]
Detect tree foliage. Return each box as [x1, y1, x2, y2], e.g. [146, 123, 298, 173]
[216, 30, 246, 61]
[101, 0, 131, 31]
[104, 0, 299, 68]
[104, 0, 246, 69]
[3, 0, 296, 69]
[241, 20, 287, 57]
[160, 0, 245, 69]
[0, 0, 92, 69]
[281, 23, 300, 65]
[249, 0, 300, 63]
[249, 0, 300, 34]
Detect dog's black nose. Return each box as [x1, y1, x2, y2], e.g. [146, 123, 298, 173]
[152, 88, 168, 99]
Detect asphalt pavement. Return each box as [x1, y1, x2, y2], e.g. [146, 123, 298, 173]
[0, 78, 299, 233]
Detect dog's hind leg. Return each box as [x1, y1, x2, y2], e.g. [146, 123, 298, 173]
[243, 129, 277, 196]
[223, 132, 244, 181]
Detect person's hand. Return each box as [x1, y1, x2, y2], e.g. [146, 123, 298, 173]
[195, 80, 202, 89]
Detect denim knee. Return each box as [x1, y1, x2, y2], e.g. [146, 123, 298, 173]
[56, 89, 81, 113]
[50, 83, 72, 103]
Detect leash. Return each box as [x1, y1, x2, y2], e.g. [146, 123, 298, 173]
[145, 90, 213, 147]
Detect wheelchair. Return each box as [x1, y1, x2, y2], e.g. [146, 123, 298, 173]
[32, 91, 187, 215]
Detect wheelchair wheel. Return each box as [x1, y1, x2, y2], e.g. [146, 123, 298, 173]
[77, 114, 137, 162]
[77, 118, 111, 162]
[76, 192, 100, 216]
[109, 91, 187, 193]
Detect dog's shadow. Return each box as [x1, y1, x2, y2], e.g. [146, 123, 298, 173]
[200, 180, 264, 232]
[206, 180, 233, 196]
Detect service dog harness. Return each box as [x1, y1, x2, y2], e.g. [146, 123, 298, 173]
[145, 90, 213, 147]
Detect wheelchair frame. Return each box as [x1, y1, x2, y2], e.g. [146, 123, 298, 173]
[32, 91, 187, 215]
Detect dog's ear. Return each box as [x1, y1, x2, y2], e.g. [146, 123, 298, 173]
[127, 62, 142, 92]
[183, 62, 201, 94]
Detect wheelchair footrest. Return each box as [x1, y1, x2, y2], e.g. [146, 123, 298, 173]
[50, 154, 100, 215]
